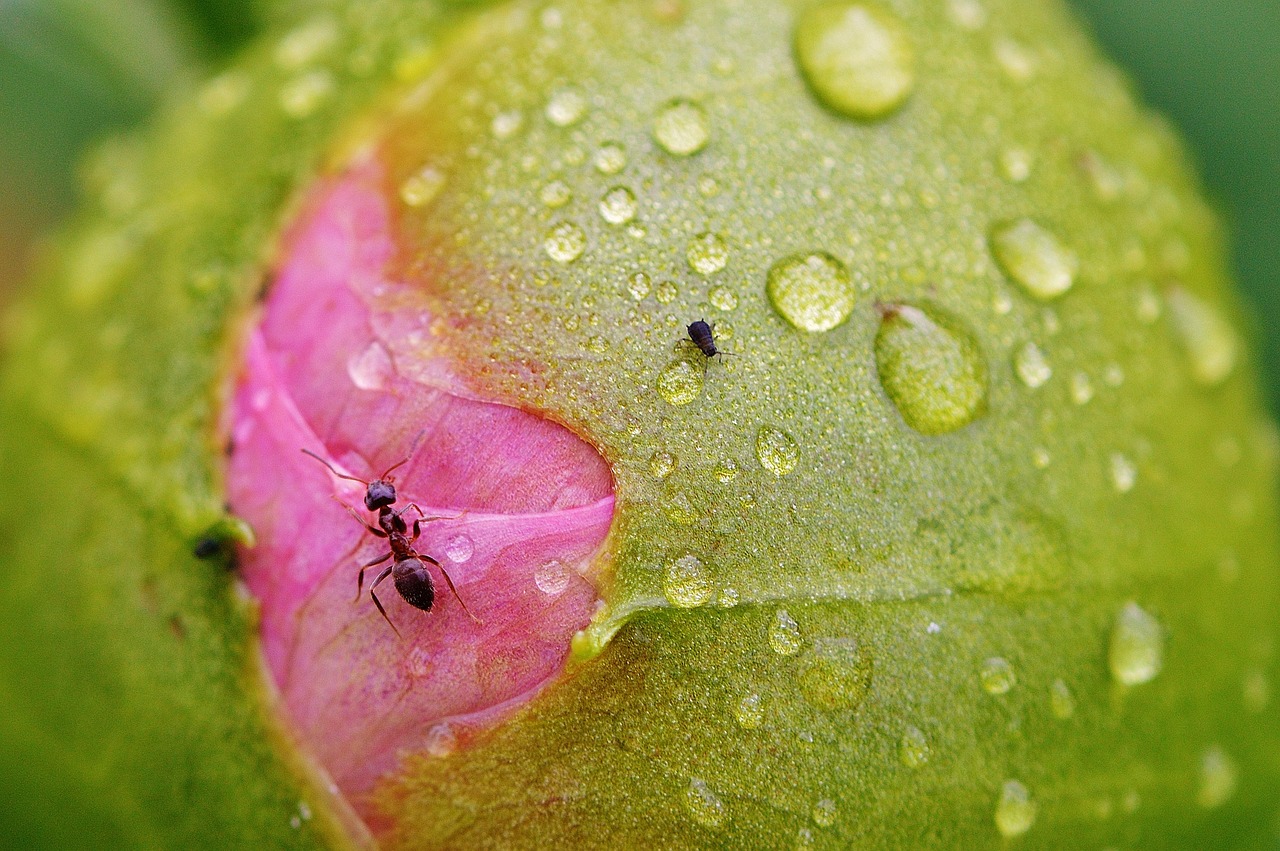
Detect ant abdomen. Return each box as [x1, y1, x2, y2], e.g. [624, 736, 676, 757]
[394, 559, 436, 612]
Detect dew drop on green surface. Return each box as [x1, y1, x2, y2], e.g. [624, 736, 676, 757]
[796, 828, 815, 849]
[1013, 341, 1052, 389]
[1165, 286, 1238, 386]
[1049, 678, 1076, 719]
[599, 186, 638, 225]
[714, 457, 740, 482]
[800, 637, 873, 711]
[1070, 370, 1094, 405]
[687, 232, 729, 276]
[279, 70, 334, 118]
[794, 2, 916, 121]
[716, 588, 739, 608]
[994, 780, 1037, 838]
[709, 286, 739, 311]
[649, 450, 676, 479]
[756, 425, 800, 476]
[769, 608, 804, 655]
[1109, 601, 1163, 686]
[593, 142, 627, 174]
[653, 98, 710, 156]
[539, 180, 572, 208]
[1110, 452, 1137, 493]
[899, 725, 930, 768]
[657, 359, 704, 406]
[627, 272, 652, 300]
[990, 219, 1078, 300]
[274, 18, 338, 69]
[545, 87, 587, 126]
[980, 656, 1016, 695]
[1197, 747, 1239, 809]
[664, 554, 713, 608]
[999, 147, 1033, 183]
[544, 221, 586, 263]
[655, 280, 679, 304]
[735, 692, 765, 729]
[766, 252, 855, 332]
[400, 164, 446, 208]
[490, 109, 523, 139]
[685, 778, 726, 828]
[874, 303, 987, 435]
[812, 798, 837, 828]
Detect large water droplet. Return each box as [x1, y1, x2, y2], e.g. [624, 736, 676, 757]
[1109, 601, 1163, 686]
[599, 186, 638, 225]
[735, 692, 764, 728]
[1049, 678, 1076, 719]
[875, 304, 987, 435]
[794, 2, 916, 121]
[1013, 341, 1052, 389]
[544, 221, 586, 263]
[664, 554, 713, 608]
[769, 609, 804, 655]
[443, 534, 474, 563]
[756, 425, 800, 476]
[347, 341, 394, 391]
[657, 359, 704, 406]
[1165, 286, 1238, 386]
[800, 637, 873, 711]
[898, 725, 930, 768]
[653, 98, 710, 156]
[766, 252, 854, 332]
[990, 219, 1077, 300]
[687, 232, 729, 276]
[994, 780, 1037, 838]
[685, 778, 726, 828]
[400, 164, 447, 208]
[980, 656, 1016, 695]
[534, 559, 572, 596]
[1197, 747, 1238, 809]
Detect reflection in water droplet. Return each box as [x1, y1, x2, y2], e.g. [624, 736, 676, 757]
[599, 186, 638, 225]
[1070, 371, 1094, 405]
[1013, 341, 1052, 388]
[649, 450, 676, 479]
[657, 359, 704, 406]
[794, 2, 916, 120]
[1166, 287, 1238, 386]
[899, 725, 930, 768]
[347, 341, 393, 390]
[800, 637, 873, 711]
[400, 165, 447, 207]
[653, 98, 710, 156]
[875, 304, 987, 435]
[766, 252, 855, 332]
[999, 148, 1033, 183]
[688, 232, 729, 276]
[1109, 601, 1163, 686]
[980, 657, 1016, 695]
[736, 692, 764, 728]
[756, 425, 800, 476]
[995, 780, 1037, 838]
[1110, 453, 1137, 493]
[540, 180, 572, 208]
[709, 286, 739, 311]
[714, 458, 739, 483]
[424, 723, 457, 757]
[685, 778, 726, 828]
[812, 798, 837, 828]
[1049, 678, 1076, 719]
[594, 142, 627, 174]
[1197, 746, 1238, 809]
[769, 609, 804, 655]
[990, 219, 1077, 300]
[546, 87, 587, 126]
[544, 221, 586, 263]
[490, 109, 523, 139]
[627, 272, 652, 300]
[664, 555, 713, 608]
[443, 534, 474, 563]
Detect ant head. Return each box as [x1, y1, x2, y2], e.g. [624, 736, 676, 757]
[365, 480, 397, 511]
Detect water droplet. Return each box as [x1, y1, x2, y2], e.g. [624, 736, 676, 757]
[769, 609, 804, 655]
[400, 164, 447, 208]
[424, 723, 457, 757]
[980, 656, 1016, 695]
[999, 148, 1033, 183]
[1013, 341, 1052, 389]
[653, 98, 710, 156]
[275, 18, 338, 69]
[990, 219, 1077, 300]
[709, 286, 739, 311]
[812, 798, 837, 828]
[599, 186, 638, 225]
[766, 252, 855, 332]
[1135, 284, 1162, 324]
[685, 778, 726, 828]
[279, 70, 334, 118]
[1244, 669, 1270, 713]
[947, 0, 987, 30]
[627, 272, 652, 300]
[594, 142, 627, 174]
[714, 458, 740, 483]
[347, 341, 393, 390]
[655, 280, 679, 304]
[1197, 746, 1238, 809]
[1070, 371, 1094, 405]
[664, 554, 713, 608]
[663, 491, 698, 525]
[544, 221, 586, 263]
[546, 87, 587, 126]
[898, 725, 930, 768]
[697, 175, 720, 196]
[993, 37, 1038, 81]
[736, 692, 764, 728]
[1109, 601, 1163, 686]
[444, 534, 474, 563]
[1049, 678, 1076, 719]
[716, 587, 739, 608]
[1110, 453, 1137, 493]
[1031, 447, 1051, 469]
[657, 359, 704, 406]
[490, 109, 524, 139]
[756, 425, 800, 476]
[539, 180, 572, 208]
[794, 2, 915, 121]
[1078, 149, 1125, 202]
[994, 780, 1037, 838]
[198, 71, 250, 116]
[535, 559, 572, 596]
[801, 637, 873, 711]
[649, 450, 676, 479]
[687, 232, 729, 276]
[1166, 287, 1238, 386]
[405, 646, 431, 677]
[1103, 363, 1125, 387]
[875, 304, 987, 435]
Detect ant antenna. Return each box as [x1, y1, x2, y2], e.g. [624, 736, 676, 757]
[300, 448, 368, 484]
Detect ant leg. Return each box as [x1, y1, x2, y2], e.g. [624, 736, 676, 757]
[400, 503, 466, 524]
[419, 554, 482, 625]
[368, 566, 403, 639]
[343, 503, 387, 538]
[355, 551, 392, 602]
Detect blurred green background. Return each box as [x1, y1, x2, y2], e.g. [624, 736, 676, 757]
[1, 0, 1278, 414]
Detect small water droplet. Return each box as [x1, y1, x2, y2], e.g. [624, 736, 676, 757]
[992, 291, 1014, 315]
[424, 723, 457, 757]
[657, 359, 704, 406]
[400, 164, 447, 208]
[544, 221, 586, 263]
[539, 180, 572, 208]
[713, 458, 740, 482]
[546, 87, 587, 126]
[653, 98, 710, 156]
[697, 175, 720, 197]
[980, 656, 1016, 695]
[947, 0, 987, 30]
[875, 303, 987, 435]
[995, 780, 1037, 838]
[766, 252, 855, 332]
[599, 186, 638, 225]
[736, 692, 764, 728]
[1013, 341, 1052, 389]
[593, 142, 627, 174]
[812, 798, 838, 828]
[279, 70, 334, 118]
[993, 37, 1038, 81]
[990, 219, 1077, 300]
[1166, 286, 1238, 386]
[899, 725, 930, 768]
[649, 450, 676, 479]
[999, 148, 1033, 183]
[663, 491, 698, 525]
[1135, 284, 1162, 324]
[756, 425, 800, 476]
[685, 778, 726, 828]
[535, 559, 572, 596]
[1103, 363, 1125, 387]
[664, 554, 713, 608]
[444, 534, 474, 563]
[1031, 447, 1051, 469]
[716, 587, 739, 608]
[347, 341, 393, 390]
[627, 272, 652, 300]
[490, 109, 524, 139]
[687, 232, 729, 276]
[1078, 149, 1125, 202]
[1109, 601, 1163, 686]
[275, 18, 338, 69]
[1049, 678, 1076, 719]
[655, 280, 679, 304]
[769, 609, 804, 655]
[1070, 371, 1094, 405]
[801, 637, 873, 711]
[1197, 746, 1238, 809]
[1110, 453, 1137, 493]
[794, 2, 916, 120]
[709, 286, 739, 311]
[406, 646, 431, 677]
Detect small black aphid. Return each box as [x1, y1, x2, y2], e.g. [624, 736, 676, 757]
[193, 536, 222, 559]
[686, 319, 722, 358]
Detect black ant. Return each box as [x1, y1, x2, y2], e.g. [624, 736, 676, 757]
[680, 319, 733, 366]
[301, 446, 480, 636]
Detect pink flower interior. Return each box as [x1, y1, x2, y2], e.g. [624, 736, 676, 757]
[227, 159, 615, 810]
